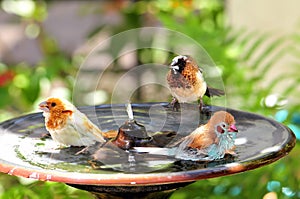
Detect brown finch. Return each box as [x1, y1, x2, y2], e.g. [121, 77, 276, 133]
[39, 97, 114, 148]
[166, 55, 225, 111]
[133, 111, 238, 161]
[176, 111, 238, 161]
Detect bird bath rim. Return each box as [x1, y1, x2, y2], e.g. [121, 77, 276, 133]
[0, 102, 296, 186]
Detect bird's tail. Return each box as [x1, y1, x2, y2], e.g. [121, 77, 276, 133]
[205, 86, 225, 97]
[102, 130, 118, 139]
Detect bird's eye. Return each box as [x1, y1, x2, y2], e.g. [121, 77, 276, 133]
[219, 122, 227, 128]
[51, 102, 56, 107]
[215, 122, 228, 134]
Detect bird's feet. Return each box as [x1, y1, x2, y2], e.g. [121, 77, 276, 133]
[198, 99, 212, 115]
[169, 98, 180, 111]
[225, 146, 237, 156]
[40, 133, 51, 140]
[75, 146, 90, 155]
[200, 105, 212, 115]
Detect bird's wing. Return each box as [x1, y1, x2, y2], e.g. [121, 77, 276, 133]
[71, 110, 106, 144]
[175, 135, 209, 161]
[204, 86, 225, 97]
[187, 125, 216, 149]
[176, 135, 194, 152]
[174, 125, 217, 161]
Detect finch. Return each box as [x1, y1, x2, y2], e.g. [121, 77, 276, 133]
[166, 55, 225, 111]
[133, 111, 238, 161]
[175, 111, 238, 161]
[39, 97, 113, 148]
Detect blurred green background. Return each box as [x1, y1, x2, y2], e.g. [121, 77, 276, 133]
[0, 0, 299, 198]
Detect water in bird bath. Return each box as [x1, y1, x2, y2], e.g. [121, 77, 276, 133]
[10, 103, 209, 174]
[0, 102, 295, 186]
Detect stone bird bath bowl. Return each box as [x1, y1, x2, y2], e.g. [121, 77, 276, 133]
[0, 103, 295, 199]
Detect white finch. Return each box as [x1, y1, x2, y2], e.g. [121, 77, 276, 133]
[39, 97, 108, 147]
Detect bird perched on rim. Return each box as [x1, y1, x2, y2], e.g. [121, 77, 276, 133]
[166, 55, 225, 111]
[39, 97, 114, 149]
[175, 111, 238, 161]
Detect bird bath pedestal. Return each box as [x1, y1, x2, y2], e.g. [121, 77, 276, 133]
[0, 103, 295, 199]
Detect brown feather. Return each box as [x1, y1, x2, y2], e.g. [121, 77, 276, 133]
[167, 56, 201, 89]
[167, 70, 191, 89]
[45, 98, 73, 130]
[188, 124, 215, 149]
[167, 55, 207, 103]
[187, 111, 235, 149]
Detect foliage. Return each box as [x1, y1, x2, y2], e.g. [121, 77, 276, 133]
[152, 1, 299, 116]
[0, 177, 94, 199]
[0, 0, 76, 121]
[151, 1, 300, 198]
[0, 54, 75, 112]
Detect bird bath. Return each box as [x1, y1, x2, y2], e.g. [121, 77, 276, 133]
[0, 103, 295, 199]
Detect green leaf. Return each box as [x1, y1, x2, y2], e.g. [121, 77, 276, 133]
[22, 73, 40, 103]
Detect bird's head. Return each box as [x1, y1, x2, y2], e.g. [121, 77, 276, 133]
[170, 55, 202, 75]
[169, 55, 189, 74]
[209, 111, 238, 135]
[39, 97, 74, 116]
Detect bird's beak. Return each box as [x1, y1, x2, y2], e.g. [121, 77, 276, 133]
[229, 124, 238, 132]
[39, 101, 49, 112]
